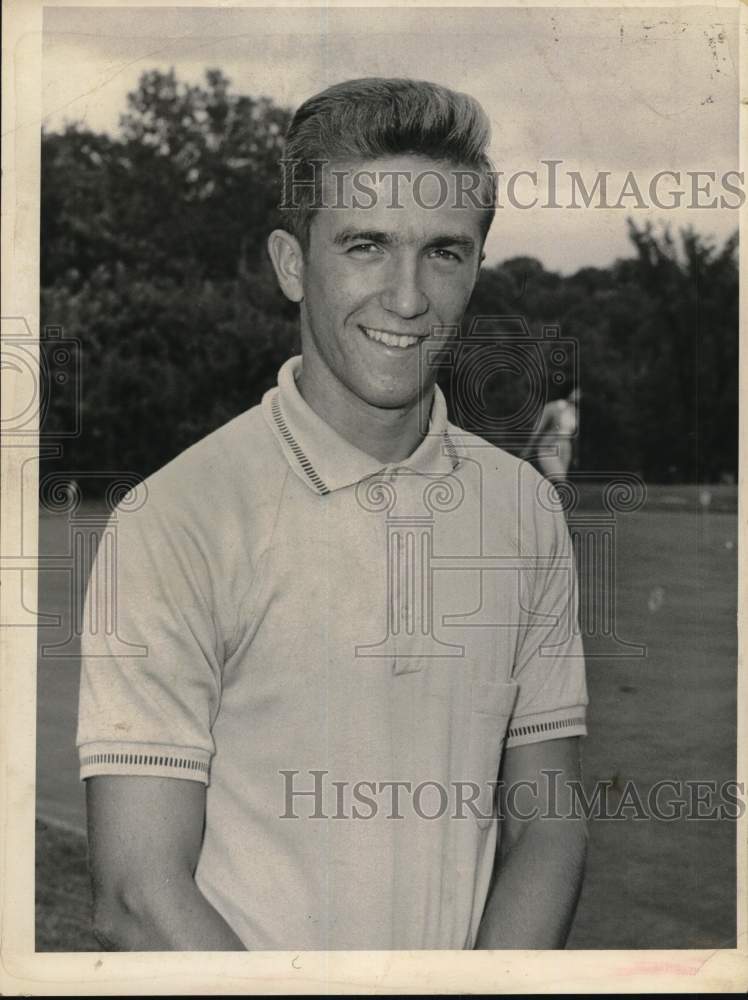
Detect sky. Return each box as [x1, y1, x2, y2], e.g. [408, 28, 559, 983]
[42, 5, 740, 273]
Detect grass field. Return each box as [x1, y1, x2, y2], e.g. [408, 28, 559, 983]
[35, 488, 738, 950]
[35, 819, 99, 952]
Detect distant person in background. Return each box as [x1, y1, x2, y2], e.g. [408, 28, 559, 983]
[523, 388, 581, 482]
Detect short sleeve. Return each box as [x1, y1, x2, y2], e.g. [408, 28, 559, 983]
[76, 484, 223, 785]
[506, 470, 588, 748]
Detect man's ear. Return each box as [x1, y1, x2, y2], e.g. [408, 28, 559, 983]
[267, 229, 305, 303]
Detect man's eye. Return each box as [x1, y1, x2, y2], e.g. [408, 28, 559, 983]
[348, 243, 381, 254]
[430, 248, 460, 262]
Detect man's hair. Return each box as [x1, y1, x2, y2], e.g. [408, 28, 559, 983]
[280, 77, 497, 249]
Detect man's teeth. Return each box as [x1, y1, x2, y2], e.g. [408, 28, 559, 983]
[363, 327, 419, 348]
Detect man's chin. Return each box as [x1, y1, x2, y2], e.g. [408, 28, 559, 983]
[353, 378, 431, 412]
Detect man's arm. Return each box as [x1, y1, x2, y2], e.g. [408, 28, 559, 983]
[520, 402, 553, 459]
[87, 775, 246, 950]
[474, 736, 588, 949]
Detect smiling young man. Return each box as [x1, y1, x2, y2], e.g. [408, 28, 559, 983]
[78, 78, 589, 951]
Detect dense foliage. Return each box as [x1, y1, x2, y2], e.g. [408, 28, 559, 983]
[41, 70, 738, 485]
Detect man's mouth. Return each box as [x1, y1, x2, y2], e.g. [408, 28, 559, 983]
[361, 326, 422, 349]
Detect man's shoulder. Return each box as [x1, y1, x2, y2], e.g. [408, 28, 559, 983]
[447, 421, 535, 484]
[125, 400, 286, 526]
[447, 422, 565, 547]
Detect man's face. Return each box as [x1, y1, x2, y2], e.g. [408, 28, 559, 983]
[298, 155, 485, 410]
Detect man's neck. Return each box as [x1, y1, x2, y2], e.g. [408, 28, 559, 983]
[296, 361, 433, 465]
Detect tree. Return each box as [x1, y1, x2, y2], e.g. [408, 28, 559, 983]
[626, 221, 738, 481]
[42, 69, 292, 285]
[41, 267, 299, 480]
[40, 70, 297, 482]
[438, 229, 737, 481]
[41, 127, 122, 288]
[116, 68, 291, 280]
[40, 70, 738, 483]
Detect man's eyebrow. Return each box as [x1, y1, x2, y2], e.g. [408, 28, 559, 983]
[426, 235, 477, 253]
[332, 229, 395, 247]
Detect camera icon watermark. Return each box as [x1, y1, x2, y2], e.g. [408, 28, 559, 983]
[1, 318, 82, 439]
[418, 314, 578, 450]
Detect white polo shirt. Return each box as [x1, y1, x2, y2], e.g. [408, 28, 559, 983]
[77, 354, 587, 950]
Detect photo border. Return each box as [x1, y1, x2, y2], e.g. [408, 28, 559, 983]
[1, 0, 746, 992]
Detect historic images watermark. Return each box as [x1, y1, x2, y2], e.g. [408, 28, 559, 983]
[279, 159, 746, 212]
[279, 769, 746, 823]
[1, 316, 146, 654]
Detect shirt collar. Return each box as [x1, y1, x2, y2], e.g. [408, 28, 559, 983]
[262, 355, 460, 495]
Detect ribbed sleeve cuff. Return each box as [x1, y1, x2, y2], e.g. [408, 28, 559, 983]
[505, 707, 587, 748]
[78, 741, 212, 785]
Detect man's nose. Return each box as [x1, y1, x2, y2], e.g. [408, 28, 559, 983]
[380, 260, 429, 319]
